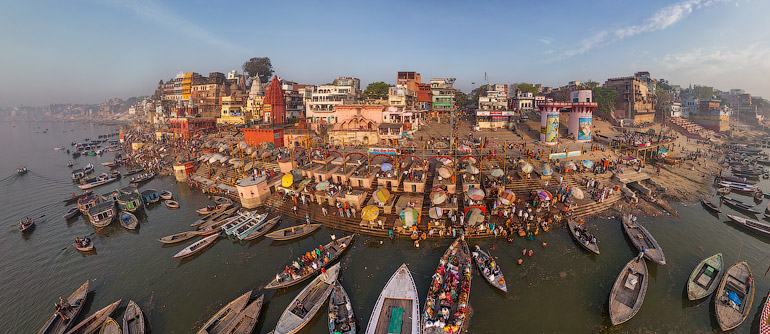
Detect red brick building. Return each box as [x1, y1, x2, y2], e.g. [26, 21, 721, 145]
[168, 117, 216, 138]
[244, 127, 284, 148]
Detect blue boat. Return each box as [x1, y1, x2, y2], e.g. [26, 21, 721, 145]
[140, 189, 160, 204]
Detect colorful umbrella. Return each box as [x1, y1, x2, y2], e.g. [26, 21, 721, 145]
[219, 156, 229, 163]
[374, 187, 391, 204]
[542, 163, 553, 176]
[537, 190, 553, 201]
[430, 188, 447, 205]
[520, 162, 533, 174]
[466, 165, 480, 175]
[381, 163, 393, 172]
[429, 207, 443, 219]
[362, 205, 380, 221]
[298, 179, 312, 189]
[400, 207, 419, 227]
[468, 188, 485, 201]
[565, 161, 577, 170]
[438, 166, 452, 178]
[467, 208, 484, 226]
[490, 169, 504, 177]
[582, 160, 594, 168]
[281, 174, 294, 187]
[316, 180, 330, 191]
[499, 190, 516, 205]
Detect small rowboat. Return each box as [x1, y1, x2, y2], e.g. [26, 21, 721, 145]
[472, 245, 507, 293]
[328, 281, 356, 334]
[123, 300, 146, 334]
[173, 233, 219, 258]
[65, 299, 122, 334]
[20, 217, 35, 232]
[621, 215, 666, 265]
[241, 216, 281, 241]
[74, 237, 95, 252]
[62, 191, 93, 204]
[157, 231, 198, 244]
[568, 219, 599, 255]
[726, 214, 770, 237]
[37, 280, 89, 334]
[120, 212, 138, 230]
[220, 295, 263, 334]
[164, 200, 179, 209]
[722, 197, 762, 214]
[99, 317, 121, 334]
[159, 190, 173, 200]
[196, 223, 224, 236]
[273, 263, 340, 334]
[197, 206, 219, 215]
[64, 207, 81, 219]
[265, 223, 322, 241]
[686, 253, 723, 301]
[715, 261, 754, 331]
[609, 256, 648, 325]
[266, 235, 354, 289]
[364, 264, 420, 334]
[197, 291, 252, 334]
[193, 207, 238, 228]
[701, 199, 721, 214]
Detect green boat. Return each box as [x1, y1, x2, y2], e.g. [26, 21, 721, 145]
[686, 253, 724, 300]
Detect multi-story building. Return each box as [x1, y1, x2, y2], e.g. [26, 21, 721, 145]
[217, 96, 250, 125]
[388, 84, 417, 110]
[430, 78, 456, 113]
[191, 72, 226, 117]
[604, 72, 657, 125]
[478, 84, 508, 111]
[738, 93, 758, 121]
[305, 77, 361, 130]
[511, 92, 535, 112]
[689, 97, 729, 132]
[396, 72, 432, 110]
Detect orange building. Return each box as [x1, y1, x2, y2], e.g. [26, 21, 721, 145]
[244, 127, 284, 148]
[263, 76, 286, 125]
[168, 117, 216, 138]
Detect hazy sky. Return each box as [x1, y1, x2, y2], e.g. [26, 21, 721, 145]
[1, 0, 768, 106]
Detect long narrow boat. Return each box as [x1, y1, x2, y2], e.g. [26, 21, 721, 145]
[64, 207, 81, 219]
[65, 299, 122, 334]
[422, 236, 472, 334]
[265, 223, 322, 241]
[329, 281, 356, 334]
[364, 264, 420, 334]
[273, 263, 340, 334]
[221, 212, 265, 236]
[157, 231, 198, 244]
[220, 295, 264, 334]
[197, 290, 252, 334]
[78, 177, 118, 190]
[230, 214, 269, 238]
[722, 197, 762, 214]
[266, 235, 354, 289]
[191, 205, 234, 227]
[715, 261, 754, 331]
[129, 172, 155, 185]
[37, 281, 90, 334]
[608, 256, 648, 326]
[99, 318, 120, 334]
[759, 290, 770, 334]
[173, 233, 220, 258]
[621, 215, 666, 265]
[471, 245, 507, 293]
[119, 212, 138, 230]
[122, 300, 145, 334]
[63, 191, 93, 204]
[701, 199, 722, 214]
[686, 253, 724, 301]
[241, 216, 281, 240]
[568, 219, 600, 255]
[726, 214, 770, 237]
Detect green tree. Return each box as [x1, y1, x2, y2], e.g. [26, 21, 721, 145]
[470, 84, 488, 105]
[242, 57, 274, 83]
[455, 91, 469, 108]
[363, 82, 391, 100]
[592, 87, 617, 118]
[581, 81, 599, 90]
[693, 85, 713, 99]
[517, 83, 539, 95]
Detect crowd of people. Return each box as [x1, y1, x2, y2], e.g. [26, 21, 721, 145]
[424, 240, 472, 333]
[275, 241, 340, 284]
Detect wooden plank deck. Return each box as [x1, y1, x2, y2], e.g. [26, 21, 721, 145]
[372, 298, 413, 334]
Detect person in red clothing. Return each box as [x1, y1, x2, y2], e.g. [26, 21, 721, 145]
[321, 267, 327, 279]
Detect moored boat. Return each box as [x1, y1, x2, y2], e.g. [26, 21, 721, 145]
[472, 245, 507, 293]
[140, 189, 159, 204]
[364, 264, 420, 334]
[64, 299, 122, 334]
[157, 231, 198, 244]
[101, 190, 120, 202]
[119, 212, 138, 230]
[686, 253, 723, 301]
[124, 168, 143, 176]
[64, 207, 81, 219]
[568, 219, 599, 255]
[78, 177, 117, 190]
[241, 216, 281, 240]
[621, 214, 666, 265]
[164, 200, 179, 209]
[99, 318, 120, 334]
[36, 280, 89, 334]
[116, 193, 142, 213]
[608, 256, 648, 326]
[266, 235, 354, 289]
[725, 214, 770, 237]
[77, 194, 101, 215]
[196, 291, 252, 334]
[328, 281, 356, 334]
[219, 295, 264, 334]
[265, 223, 322, 241]
[159, 190, 173, 200]
[714, 261, 754, 331]
[88, 201, 117, 228]
[231, 214, 272, 239]
[129, 172, 155, 185]
[63, 191, 93, 204]
[223, 212, 266, 236]
[122, 300, 145, 334]
[173, 233, 220, 258]
[273, 263, 340, 334]
[701, 199, 721, 214]
[422, 236, 472, 334]
[722, 197, 761, 214]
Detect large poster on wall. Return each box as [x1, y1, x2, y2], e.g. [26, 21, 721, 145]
[545, 114, 559, 143]
[578, 117, 592, 141]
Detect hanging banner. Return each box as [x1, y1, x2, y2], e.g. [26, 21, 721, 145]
[578, 117, 592, 141]
[545, 113, 559, 143]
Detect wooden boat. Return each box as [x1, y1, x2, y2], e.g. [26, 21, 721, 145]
[266, 235, 354, 289]
[88, 201, 116, 228]
[191, 205, 233, 227]
[196, 206, 218, 215]
[722, 197, 762, 214]
[140, 189, 159, 204]
[219, 295, 263, 334]
[118, 185, 137, 195]
[17, 165, 28, 175]
[232, 215, 273, 239]
[197, 290, 252, 334]
[78, 177, 117, 190]
[273, 263, 340, 334]
[63, 191, 93, 204]
[621, 215, 666, 265]
[714, 261, 754, 331]
[119, 212, 138, 230]
[328, 281, 356, 334]
[164, 200, 179, 209]
[220, 212, 256, 235]
[472, 245, 507, 293]
[608, 257, 648, 326]
[99, 318, 120, 334]
[195, 207, 240, 230]
[759, 290, 770, 334]
[686, 253, 724, 300]
[195, 222, 226, 236]
[364, 264, 420, 334]
[213, 196, 233, 206]
[701, 199, 722, 214]
[173, 233, 219, 258]
[65, 299, 122, 334]
[74, 237, 95, 252]
[124, 168, 143, 176]
[157, 231, 198, 244]
[422, 236, 472, 334]
[129, 172, 155, 185]
[224, 212, 266, 236]
[568, 219, 600, 255]
[116, 193, 142, 213]
[241, 216, 281, 240]
[78, 194, 101, 215]
[265, 223, 322, 241]
[159, 190, 173, 200]
[726, 214, 770, 237]
[36, 280, 89, 334]
[20, 217, 35, 232]
[64, 207, 81, 219]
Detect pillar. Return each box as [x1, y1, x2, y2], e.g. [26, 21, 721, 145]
[539, 106, 560, 146]
[568, 105, 593, 142]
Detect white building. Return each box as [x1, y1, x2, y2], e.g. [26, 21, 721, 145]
[388, 84, 417, 109]
[478, 84, 509, 111]
[305, 77, 361, 128]
[513, 92, 536, 112]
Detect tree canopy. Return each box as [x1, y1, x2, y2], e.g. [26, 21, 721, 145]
[580, 81, 599, 90]
[455, 91, 469, 108]
[363, 82, 391, 100]
[470, 84, 488, 105]
[242, 57, 274, 83]
[592, 87, 617, 118]
[516, 83, 539, 95]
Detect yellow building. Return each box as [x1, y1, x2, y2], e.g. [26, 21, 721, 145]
[217, 96, 251, 125]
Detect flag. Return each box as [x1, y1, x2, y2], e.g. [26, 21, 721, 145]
[484, 72, 487, 81]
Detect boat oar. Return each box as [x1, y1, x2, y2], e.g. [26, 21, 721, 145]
[9, 214, 45, 227]
[60, 226, 106, 251]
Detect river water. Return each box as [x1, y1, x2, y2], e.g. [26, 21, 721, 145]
[2, 120, 770, 333]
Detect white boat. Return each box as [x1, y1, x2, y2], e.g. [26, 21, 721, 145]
[78, 177, 117, 190]
[223, 212, 266, 236]
[365, 264, 420, 334]
[233, 215, 275, 239]
[174, 233, 219, 258]
[273, 263, 340, 334]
